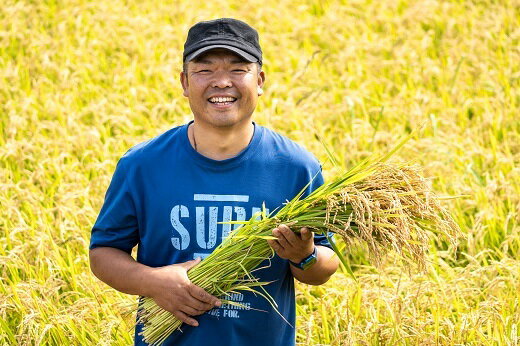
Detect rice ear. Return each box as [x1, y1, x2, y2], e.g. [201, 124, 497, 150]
[137, 159, 461, 344]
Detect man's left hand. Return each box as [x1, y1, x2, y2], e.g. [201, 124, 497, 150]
[267, 224, 315, 263]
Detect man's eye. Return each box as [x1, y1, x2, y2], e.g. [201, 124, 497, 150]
[196, 69, 211, 73]
[233, 69, 247, 73]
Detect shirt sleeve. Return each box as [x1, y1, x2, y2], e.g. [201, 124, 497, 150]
[89, 157, 139, 254]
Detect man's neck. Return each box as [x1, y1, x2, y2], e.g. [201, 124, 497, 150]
[188, 121, 255, 161]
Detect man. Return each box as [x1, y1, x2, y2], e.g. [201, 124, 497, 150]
[89, 18, 339, 345]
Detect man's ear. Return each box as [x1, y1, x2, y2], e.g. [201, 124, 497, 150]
[180, 71, 189, 97]
[257, 70, 265, 90]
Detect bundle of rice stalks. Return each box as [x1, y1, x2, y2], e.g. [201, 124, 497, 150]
[137, 143, 461, 345]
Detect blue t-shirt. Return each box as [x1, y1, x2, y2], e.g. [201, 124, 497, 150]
[90, 121, 329, 346]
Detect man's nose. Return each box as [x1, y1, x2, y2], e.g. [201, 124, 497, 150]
[211, 71, 233, 88]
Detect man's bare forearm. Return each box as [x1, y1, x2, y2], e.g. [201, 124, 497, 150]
[89, 247, 154, 297]
[290, 246, 339, 285]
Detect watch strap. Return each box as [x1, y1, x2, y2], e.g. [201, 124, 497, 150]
[289, 246, 318, 270]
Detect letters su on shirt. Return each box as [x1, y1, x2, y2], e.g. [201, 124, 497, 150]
[169, 194, 269, 258]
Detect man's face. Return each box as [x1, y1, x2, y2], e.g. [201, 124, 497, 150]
[180, 49, 265, 129]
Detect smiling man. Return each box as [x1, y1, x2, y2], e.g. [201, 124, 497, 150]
[89, 18, 339, 346]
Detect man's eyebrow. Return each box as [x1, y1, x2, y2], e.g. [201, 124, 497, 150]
[192, 58, 212, 65]
[230, 59, 249, 64]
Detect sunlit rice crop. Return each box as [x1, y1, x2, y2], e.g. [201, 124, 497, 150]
[1, 0, 518, 344]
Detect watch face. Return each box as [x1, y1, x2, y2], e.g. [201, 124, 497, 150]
[301, 256, 317, 271]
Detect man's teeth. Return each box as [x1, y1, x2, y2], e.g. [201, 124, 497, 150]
[209, 97, 236, 103]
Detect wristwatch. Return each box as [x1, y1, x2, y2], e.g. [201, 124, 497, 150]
[289, 246, 318, 270]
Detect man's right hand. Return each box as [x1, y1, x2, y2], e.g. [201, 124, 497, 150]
[89, 248, 221, 327]
[146, 257, 221, 327]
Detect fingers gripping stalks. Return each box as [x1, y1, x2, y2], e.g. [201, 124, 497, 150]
[142, 258, 221, 329]
[267, 225, 315, 263]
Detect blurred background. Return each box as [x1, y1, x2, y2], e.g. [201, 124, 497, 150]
[0, 0, 518, 344]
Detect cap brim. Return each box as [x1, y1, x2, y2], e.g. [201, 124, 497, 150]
[185, 45, 258, 63]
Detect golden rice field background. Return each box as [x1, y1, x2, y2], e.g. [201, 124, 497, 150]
[1, 0, 518, 344]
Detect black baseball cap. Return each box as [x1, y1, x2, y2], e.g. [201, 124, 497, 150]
[183, 18, 262, 65]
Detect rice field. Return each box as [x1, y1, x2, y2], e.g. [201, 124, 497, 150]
[0, 0, 518, 345]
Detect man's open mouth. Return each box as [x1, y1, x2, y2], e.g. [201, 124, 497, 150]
[208, 97, 237, 105]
